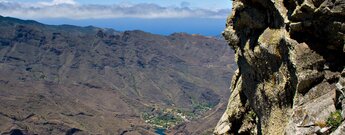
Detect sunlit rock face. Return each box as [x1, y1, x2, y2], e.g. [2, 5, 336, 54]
[215, 0, 345, 134]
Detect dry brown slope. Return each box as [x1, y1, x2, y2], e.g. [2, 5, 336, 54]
[0, 16, 236, 134]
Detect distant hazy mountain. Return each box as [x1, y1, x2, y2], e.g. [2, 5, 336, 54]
[0, 16, 236, 135]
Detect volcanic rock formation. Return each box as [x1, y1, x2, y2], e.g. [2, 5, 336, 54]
[215, 0, 345, 134]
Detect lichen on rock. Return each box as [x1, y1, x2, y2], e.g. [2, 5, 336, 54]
[215, 0, 345, 134]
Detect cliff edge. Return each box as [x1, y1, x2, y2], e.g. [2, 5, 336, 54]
[215, 0, 345, 134]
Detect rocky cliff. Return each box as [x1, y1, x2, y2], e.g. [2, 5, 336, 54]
[215, 0, 345, 134]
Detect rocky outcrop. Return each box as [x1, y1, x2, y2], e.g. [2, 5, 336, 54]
[215, 0, 345, 134]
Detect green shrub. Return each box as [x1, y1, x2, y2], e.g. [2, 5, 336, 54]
[327, 110, 343, 131]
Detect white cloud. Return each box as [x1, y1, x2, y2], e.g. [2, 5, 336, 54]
[0, 0, 230, 19]
[53, 0, 76, 4]
[38, 0, 77, 6]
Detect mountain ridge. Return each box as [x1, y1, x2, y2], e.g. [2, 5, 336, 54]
[0, 16, 235, 134]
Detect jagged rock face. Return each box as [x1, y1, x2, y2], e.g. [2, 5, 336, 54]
[215, 0, 345, 134]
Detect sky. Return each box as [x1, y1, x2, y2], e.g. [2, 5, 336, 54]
[0, 0, 232, 35]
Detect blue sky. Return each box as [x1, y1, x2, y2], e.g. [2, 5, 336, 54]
[13, 0, 231, 9]
[0, 0, 232, 35]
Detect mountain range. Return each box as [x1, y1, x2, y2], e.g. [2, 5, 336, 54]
[0, 16, 236, 135]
